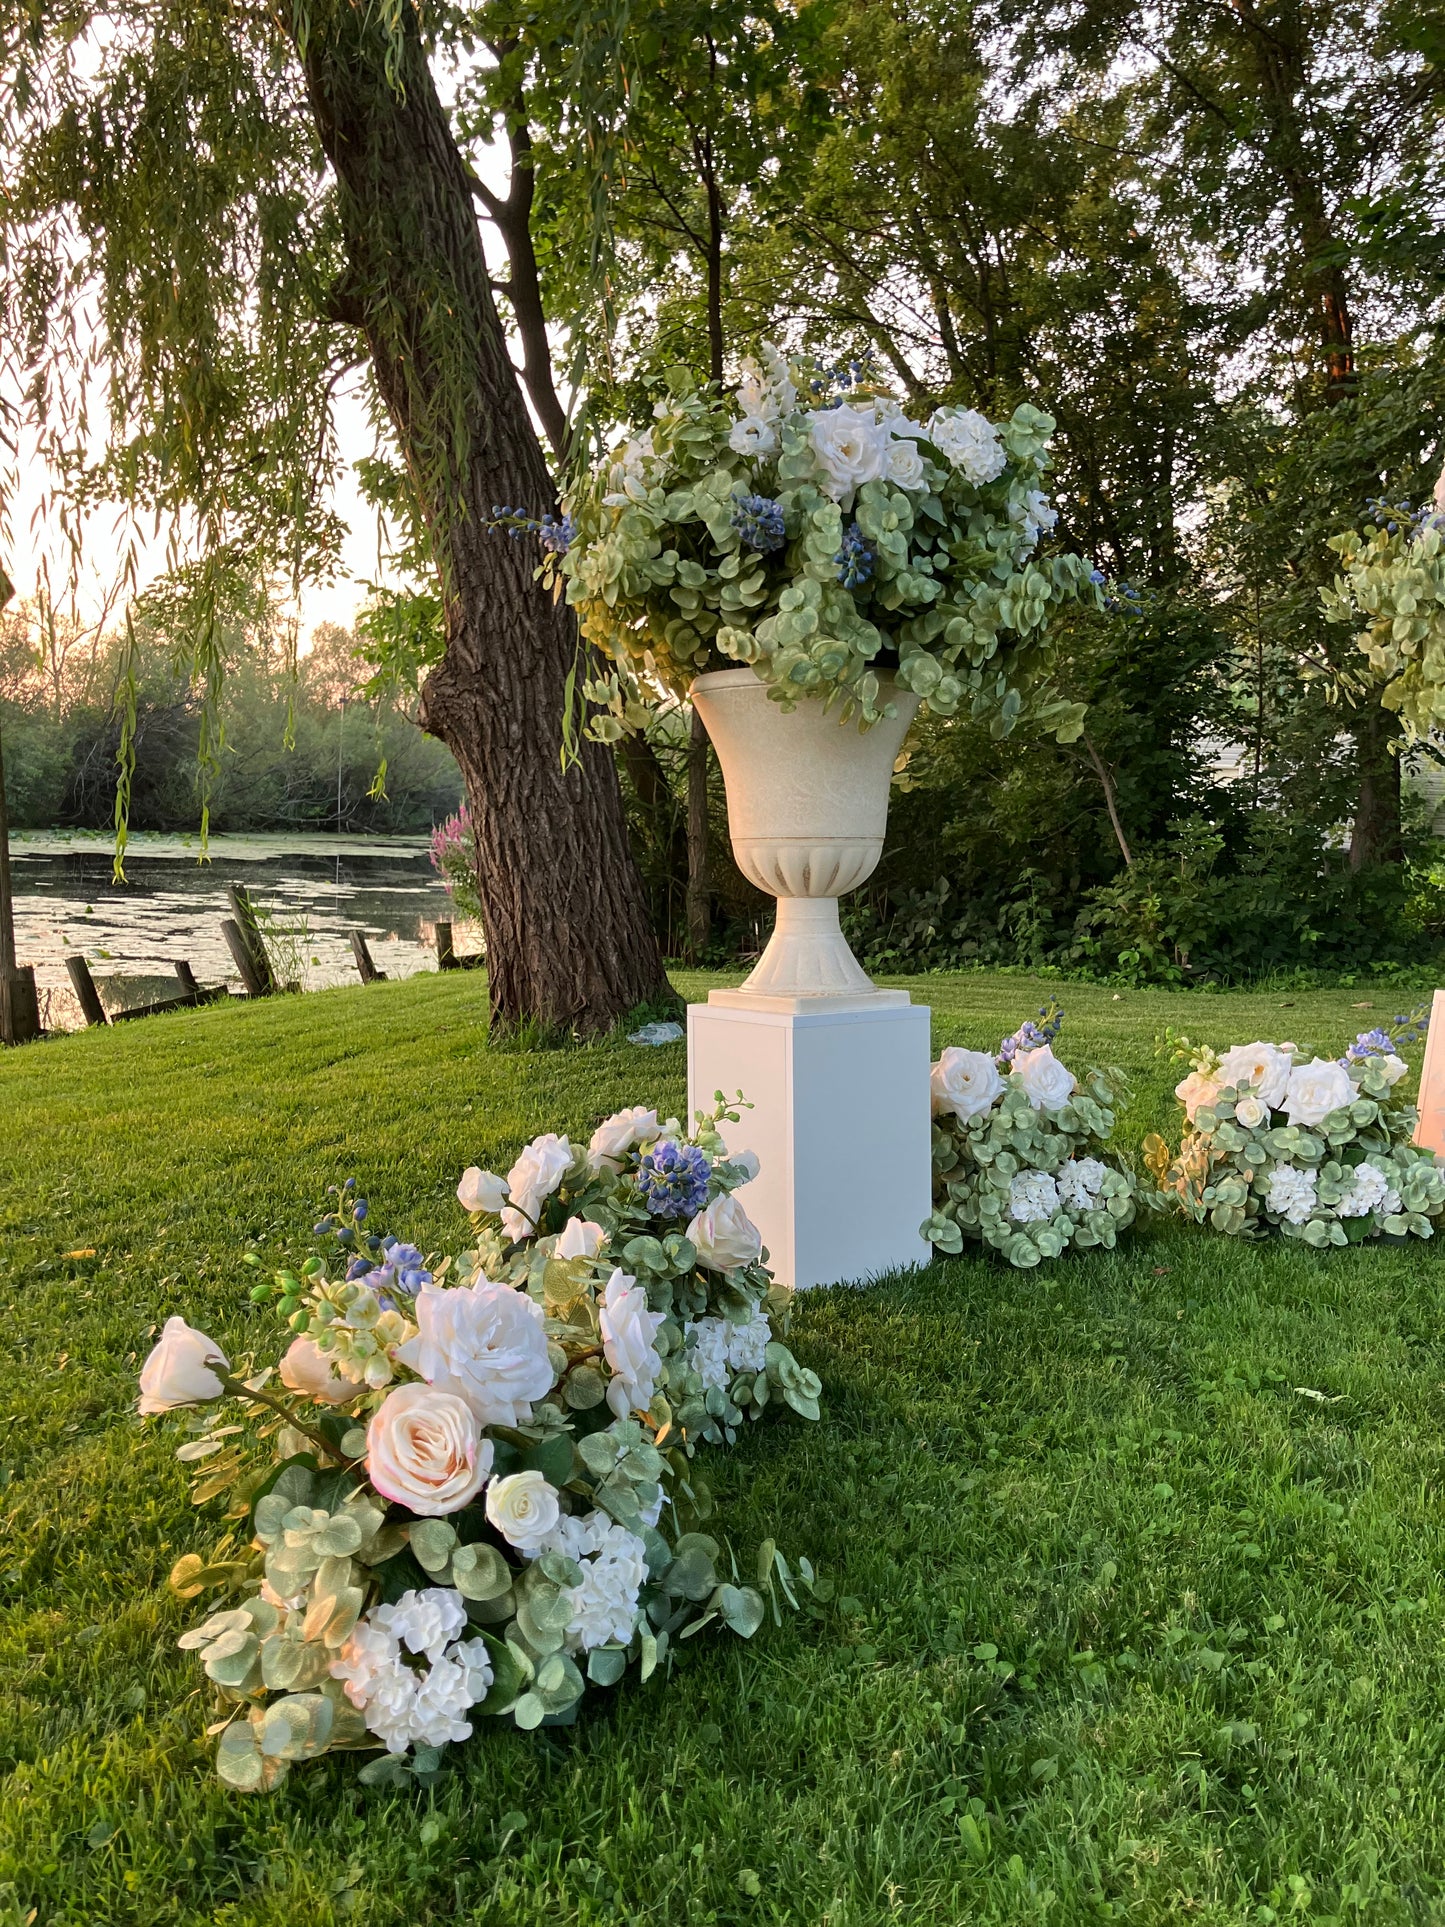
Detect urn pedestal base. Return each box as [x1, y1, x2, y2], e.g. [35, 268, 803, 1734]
[687, 992, 932, 1291]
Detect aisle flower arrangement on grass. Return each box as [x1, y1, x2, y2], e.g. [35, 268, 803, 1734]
[1145, 1015, 1445, 1243]
[922, 1003, 1137, 1268]
[502, 344, 1102, 734]
[138, 1100, 823, 1793]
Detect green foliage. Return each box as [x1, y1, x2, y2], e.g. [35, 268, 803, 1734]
[1324, 514, 1445, 740]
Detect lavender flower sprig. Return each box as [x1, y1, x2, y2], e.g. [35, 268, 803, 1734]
[997, 998, 1064, 1067]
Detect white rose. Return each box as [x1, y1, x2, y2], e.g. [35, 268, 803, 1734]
[554, 1217, 607, 1260]
[366, 1383, 492, 1517]
[686, 1193, 763, 1272]
[1381, 1054, 1408, 1086]
[1233, 1093, 1270, 1131]
[729, 415, 779, 459]
[735, 362, 773, 419]
[137, 1316, 229, 1415]
[926, 407, 1005, 484]
[1283, 1057, 1355, 1128]
[501, 1132, 573, 1240]
[807, 404, 889, 500]
[1010, 1045, 1077, 1112]
[930, 1047, 1004, 1120]
[485, 1470, 562, 1553]
[588, 1106, 660, 1175]
[457, 1167, 509, 1215]
[279, 1336, 362, 1406]
[394, 1279, 554, 1428]
[1215, 1042, 1292, 1109]
[598, 1269, 666, 1420]
[884, 435, 927, 490]
[1175, 1071, 1222, 1122]
[730, 1148, 761, 1182]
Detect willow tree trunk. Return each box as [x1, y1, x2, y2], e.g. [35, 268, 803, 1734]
[295, 11, 672, 1033]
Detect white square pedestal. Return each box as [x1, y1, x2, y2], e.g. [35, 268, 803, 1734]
[687, 990, 933, 1290]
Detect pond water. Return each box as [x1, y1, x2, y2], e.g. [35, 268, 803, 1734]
[8, 830, 480, 1030]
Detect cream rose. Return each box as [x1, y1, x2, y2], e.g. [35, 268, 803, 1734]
[1381, 1054, 1408, 1086]
[807, 404, 889, 500]
[394, 1279, 554, 1428]
[884, 435, 927, 490]
[1233, 1093, 1270, 1131]
[731, 1148, 761, 1182]
[686, 1193, 763, 1272]
[1011, 1045, 1077, 1112]
[501, 1133, 573, 1240]
[137, 1316, 229, 1415]
[279, 1336, 362, 1406]
[457, 1167, 509, 1215]
[587, 1106, 661, 1175]
[1175, 1071, 1222, 1122]
[1215, 1042, 1291, 1109]
[366, 1383, 492, 1517]
[554, 1217, 607, 1260]
[1283, 1057, 1355, 1128]
[931, 1047, 1004, 1120]
[599, 1269, 666, 1420]
[485, 1470, 562, 1553]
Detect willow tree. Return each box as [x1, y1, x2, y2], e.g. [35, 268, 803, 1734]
[1, 1, 671, 1033]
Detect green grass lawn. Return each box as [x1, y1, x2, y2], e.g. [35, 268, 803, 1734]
[3, 969, 1445, 1925]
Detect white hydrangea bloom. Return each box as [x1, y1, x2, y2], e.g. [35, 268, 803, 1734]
[685, 1308, 772, 1389]
[927, 407, 1006, 484]
[1336, 1162, 1384, 1218]
[1008, 1170, 1059, 1223]
[330, 1589, 493, 1755]
[1013, 489, 1058, 547]
[539, 1513, 649, 1652]
[684, 1316, 730, 1391]
[1056, 1157, 1108, 1213]
[725, 1307, 771, 1375]
[1267, 1163, 1318, 1225]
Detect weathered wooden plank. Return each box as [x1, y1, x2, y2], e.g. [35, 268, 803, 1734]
[0, 964, 41, 1045]
[222, 919, 269, 999]
[226, 885, 275, 996]
[65, 955, 109, 1027]
[435, 920, 456, 968]
[350, 930, 387, 983]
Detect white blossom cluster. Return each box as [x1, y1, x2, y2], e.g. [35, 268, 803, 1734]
[1008, 1170, 1060, 1223]
[330, 1588, 493, 1755]
[1266, 1163, 1318, 1225]
[683, 1309, 772, 1390]
[538, 1513, 649, 1652]
[1056, 1157, 1108, 1212]
[1337, 1162, 1401, 1219]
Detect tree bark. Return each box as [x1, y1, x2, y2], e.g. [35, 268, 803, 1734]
[293, 9, 673, 1034]
[1348, 705, 1404, 870]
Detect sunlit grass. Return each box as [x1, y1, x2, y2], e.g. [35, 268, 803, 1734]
[2, 969, 1443, 1924]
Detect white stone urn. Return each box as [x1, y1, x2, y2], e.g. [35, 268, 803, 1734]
[690, 667, 919, 1000]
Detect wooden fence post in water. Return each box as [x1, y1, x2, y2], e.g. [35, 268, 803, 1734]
[222, 920, 271, 999]
[173, 960, 202, 1001]
[65, 954, 109, 1027]
[435, 921, 456, 970]
[0, 718, 42, 1047]
[226, 885, 275, 996]
[350, 931, 387, 983]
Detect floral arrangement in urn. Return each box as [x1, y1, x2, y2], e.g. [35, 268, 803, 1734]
[520, 347, 1101, 732]
[1322, 485, 1445, 740]
[1145, 1014, 1445, 1244]
[138, 1101, 823, 1792]
[922, 1003, 1137, 1268]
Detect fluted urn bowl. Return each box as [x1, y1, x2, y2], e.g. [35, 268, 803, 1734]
[690, 667, 919, 999]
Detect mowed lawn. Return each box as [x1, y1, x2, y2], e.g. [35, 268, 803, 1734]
[3, 968, 1445, 1926]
